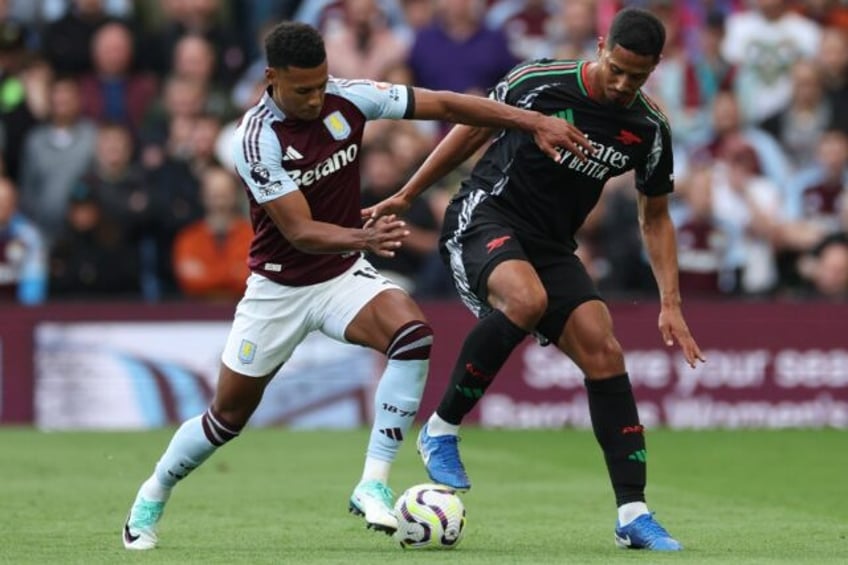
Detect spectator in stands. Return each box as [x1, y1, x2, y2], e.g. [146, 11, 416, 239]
[671, 165, 737, 296]
[0, 176, 46, 304]
[760, 59, 833, 173]
[689, 90, 791, 192]
[401, 0, 435, 30]
[486, 0, 559, 61]
[170, 33, 233, 118]
[172, 166, 251, 300]
[295, 0, 410, 38]
[578, 175, 653, 296]
[41, 0, 111, 75]
[139, 74, 208, 170]
[0, 20, 40, 183]
[817, 26, 848, 135]
[48, 182, 141, 300]
[548, 0, 597, 61]
[139, 0, 245, 86]
[143, 113, 199, 298]
[797, 231, 848, 298]
[19, 75, 97, 243]
[360, 141, 441, 294]
[143, 113, 221, 299]
[75, 121, 150, 252]
[647, 9, 735, 149]
[323, 0, 410, 81]
[406, 0, 518, 96]
[710, 136, 783, 295]
[776, 128, 848, 288]
[720, 0, 821, 124]
[79, 21, 159, 135]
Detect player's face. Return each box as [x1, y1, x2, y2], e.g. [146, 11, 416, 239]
[266, 61, 329, 121]
[595, 41, 657, 106]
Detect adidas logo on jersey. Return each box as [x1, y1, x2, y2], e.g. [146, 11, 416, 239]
[282, 145, 304, 161]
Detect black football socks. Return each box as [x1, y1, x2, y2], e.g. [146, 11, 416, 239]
[436, 310, 528, 424]
[585, 373, 647, 505]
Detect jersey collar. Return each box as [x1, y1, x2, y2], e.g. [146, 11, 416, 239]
[580, 61, 599, 101]
[261, 87, 286, 121]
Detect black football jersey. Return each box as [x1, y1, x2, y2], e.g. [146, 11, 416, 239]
[457, 59, 674, 253]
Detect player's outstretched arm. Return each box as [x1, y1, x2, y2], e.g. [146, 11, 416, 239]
[362, 123, 491, 220]
[265, 190, 409, 258]
[411, 88, 593, 162]
[637, 193, 706, 368]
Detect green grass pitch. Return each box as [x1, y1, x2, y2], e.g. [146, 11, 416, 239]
[1, 427, 845, 564]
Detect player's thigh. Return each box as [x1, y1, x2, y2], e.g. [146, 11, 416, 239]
[534, 253, 603, 345]
[221, 272, 312, 377]
[346, 289, 426, 352]
[211, 364, 274, 427]
[557, 300, 626, 379]
[317, 256, 415, 352]
[486, 259, 547, 328]
[441, 220, 535, 315]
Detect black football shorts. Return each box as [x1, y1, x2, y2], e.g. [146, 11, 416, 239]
[440, 207, 602, 344]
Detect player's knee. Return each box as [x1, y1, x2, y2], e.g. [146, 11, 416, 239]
[200, 407, 243, 447]
[502, 290, 547, 328]
[209, 398, 255, 430]
[386, 320, 433, 360]
[581, 335, 626, 376]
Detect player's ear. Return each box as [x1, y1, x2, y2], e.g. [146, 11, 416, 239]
[264, 67, 276, 82]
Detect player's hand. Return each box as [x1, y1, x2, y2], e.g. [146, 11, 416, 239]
[361, 192, 412, 221]
[658, 306, 706, 369]
[362, 214, 409, 258]
[532, 113, 595, 162]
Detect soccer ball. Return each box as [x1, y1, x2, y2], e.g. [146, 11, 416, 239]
[393, 483, 466, 549]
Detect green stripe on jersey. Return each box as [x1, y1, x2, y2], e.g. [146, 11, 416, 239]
[576, 61, 588, 96]
[508, 60, 578, 86]
[510, 67, 578, 89]
[637, 92, 669, 126]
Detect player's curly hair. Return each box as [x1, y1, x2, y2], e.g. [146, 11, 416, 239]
[608, 8, 666, 60]
[264, 21, 325, 69]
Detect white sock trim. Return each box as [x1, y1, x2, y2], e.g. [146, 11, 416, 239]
[618, 501, 649, 526]
[139, 476, 172, 503]
[360, 456, 391, 484]
[426, 413, 460, 436]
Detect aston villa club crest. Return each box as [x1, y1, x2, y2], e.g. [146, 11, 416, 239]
[323, 111, 351, 140]
[238, 339, 256, 364]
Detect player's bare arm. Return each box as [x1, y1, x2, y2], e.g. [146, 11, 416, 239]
[411, 88, 593, 162]
[362, 124, 492, 220]
[264, 190, 410, 258]
[637, 193, 706, 368]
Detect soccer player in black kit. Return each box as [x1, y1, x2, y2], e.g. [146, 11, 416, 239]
[364, 8, 706, 551]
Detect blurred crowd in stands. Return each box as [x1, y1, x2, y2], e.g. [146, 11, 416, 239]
[0, 0, 846, 305]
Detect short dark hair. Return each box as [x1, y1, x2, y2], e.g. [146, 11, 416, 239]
[264, 21, 326, 69]
[607, 8, 666, 60]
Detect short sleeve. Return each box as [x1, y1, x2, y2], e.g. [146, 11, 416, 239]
[635, 117, 674, 196]
[232, 117, 300, 204]
[329, 78, 413, 120]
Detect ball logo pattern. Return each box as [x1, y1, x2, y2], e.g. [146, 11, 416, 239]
[393, 484, 466, 549]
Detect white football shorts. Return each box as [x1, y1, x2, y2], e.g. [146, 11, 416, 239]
[221, 256, 403, 376]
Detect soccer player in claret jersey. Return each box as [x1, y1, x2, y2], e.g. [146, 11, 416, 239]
[121, 21, 592, 550]
[363, 8, 706, 552]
